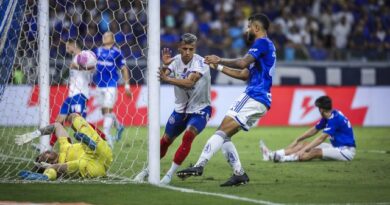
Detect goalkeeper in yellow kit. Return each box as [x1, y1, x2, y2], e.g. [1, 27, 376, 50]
[16, 113, 113, 180]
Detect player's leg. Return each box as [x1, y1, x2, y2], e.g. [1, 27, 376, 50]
[219, 96, 267, 186]
[161, 111, 187, 159]
[135, 111, 186, 182]
[50, 94, 87, 146]
[272, 141, 310, 162]
[161, 107, 211, 184]
[176, 116, 240, 179]
[101, 87, 118, 148]
[320, 145, 356, 161]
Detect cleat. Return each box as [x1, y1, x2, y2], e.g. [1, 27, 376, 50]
[259, 140, 272, 161]
[115, 125, 124, 141]
[176, 166, 203, 179]
[220, 173, 249, 187]
[273, 153, 281, 163]
[134, 168, 149, 182]
[160, 174, 172, 185]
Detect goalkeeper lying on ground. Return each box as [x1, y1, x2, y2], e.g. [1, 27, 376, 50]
[15, 113, 113, 180]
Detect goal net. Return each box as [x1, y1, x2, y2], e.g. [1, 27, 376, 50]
[0, 0, 159, 183]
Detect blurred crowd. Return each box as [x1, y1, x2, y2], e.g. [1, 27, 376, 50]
[18, 0, 390, 64]
[161, 0, 390, 61]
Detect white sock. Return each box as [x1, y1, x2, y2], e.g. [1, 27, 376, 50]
[165, 162, 180, 177]
[195, 130, 225, 167]
[103, 113, 114, 147]
[276, 149, 285, 157]
[109, 113, 120, 129]
[281, 154, 299, 162]
[222, 140, 244, 175]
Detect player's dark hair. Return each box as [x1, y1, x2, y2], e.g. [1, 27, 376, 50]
[248, 13, 270, 31]
[32, 151, 58, 173]
[315, 96, 332, 110]
[67, 38, 83, 49]
[180, 33, 197, 44]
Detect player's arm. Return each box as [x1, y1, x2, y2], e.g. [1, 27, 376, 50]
[121, 65, 132, 95]
[297, 133, 329, 156]
[210, 64, 249, 81]
[159, 69, 201, 89]
[205, 54, 255, 70]
[287, 126, 319, 148]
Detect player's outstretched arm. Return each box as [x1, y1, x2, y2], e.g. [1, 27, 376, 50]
[210, 64, 249, 81]
[15, 124, 56, 145]
[205, 54, 255, 70]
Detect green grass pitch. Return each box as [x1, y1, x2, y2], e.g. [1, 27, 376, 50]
[0, 126, 390, 204]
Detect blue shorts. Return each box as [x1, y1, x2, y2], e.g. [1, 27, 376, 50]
[164, 106, 212, 139]
[59, 94, 88, 118]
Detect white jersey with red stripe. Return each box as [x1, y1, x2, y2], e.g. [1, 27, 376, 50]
[167, 54, 211, 113]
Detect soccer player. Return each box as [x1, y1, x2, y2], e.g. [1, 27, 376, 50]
[93, 31, 132, 148]
[16, 113, 112, 180]
[177, 13, 276, 186]
[47, 39, 94, 150]
[134, 33, 211, 185]
[260, 96, 356, 162]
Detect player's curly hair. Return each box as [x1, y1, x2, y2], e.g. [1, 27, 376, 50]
[180, 33, 197, 44]
[315, 96, 332, 111]
[248, 13, 270, 31]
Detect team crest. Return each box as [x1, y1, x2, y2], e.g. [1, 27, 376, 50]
[168, 116, 175, 124]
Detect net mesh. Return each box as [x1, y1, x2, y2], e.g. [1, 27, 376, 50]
[0, 0, 149, 182]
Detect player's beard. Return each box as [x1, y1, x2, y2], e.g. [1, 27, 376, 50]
[245, 31, 256, 47]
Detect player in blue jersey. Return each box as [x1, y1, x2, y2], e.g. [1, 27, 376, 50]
[260, 96, 356, 162]
[93, 32, 131, 148]
[177, 13, 276, 186]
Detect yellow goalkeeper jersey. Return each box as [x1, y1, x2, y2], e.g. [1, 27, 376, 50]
[57, 137, 84, 164]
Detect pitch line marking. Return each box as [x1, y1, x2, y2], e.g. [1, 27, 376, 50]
[159, 184, 283, 205]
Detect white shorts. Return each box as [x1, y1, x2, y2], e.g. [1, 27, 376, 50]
[226, 93, 268, 131]
[316, 143, 356, 161]
[95, 87, 117, 108]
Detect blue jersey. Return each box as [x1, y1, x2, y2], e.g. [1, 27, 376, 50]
[315, 110, 356, 147]
[92, 46, 125, 87]
[246, 37, 276, 109]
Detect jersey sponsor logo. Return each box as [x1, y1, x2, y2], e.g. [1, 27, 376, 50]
[324, 128, 331, 131]
[248, 48, 258, 52]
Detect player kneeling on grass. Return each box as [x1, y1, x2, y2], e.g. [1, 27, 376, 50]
[260, 96, 356, 163]
[15, 113, 113, 180]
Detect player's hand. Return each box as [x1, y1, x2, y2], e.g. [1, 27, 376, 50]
[209, 63, 217, 70]
[33, 162, 52, 169]
[204, 55, 221, 65]
[162, 48, 174, 65]
[296, 149, 306, 158]
[158, 69, 169, 82]
[15, 131, 40, 145]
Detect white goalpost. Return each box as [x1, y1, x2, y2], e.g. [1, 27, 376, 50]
[38, 0, 50, 153]
[0, 0, 160, 183]
[147, 0, 161, 184]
